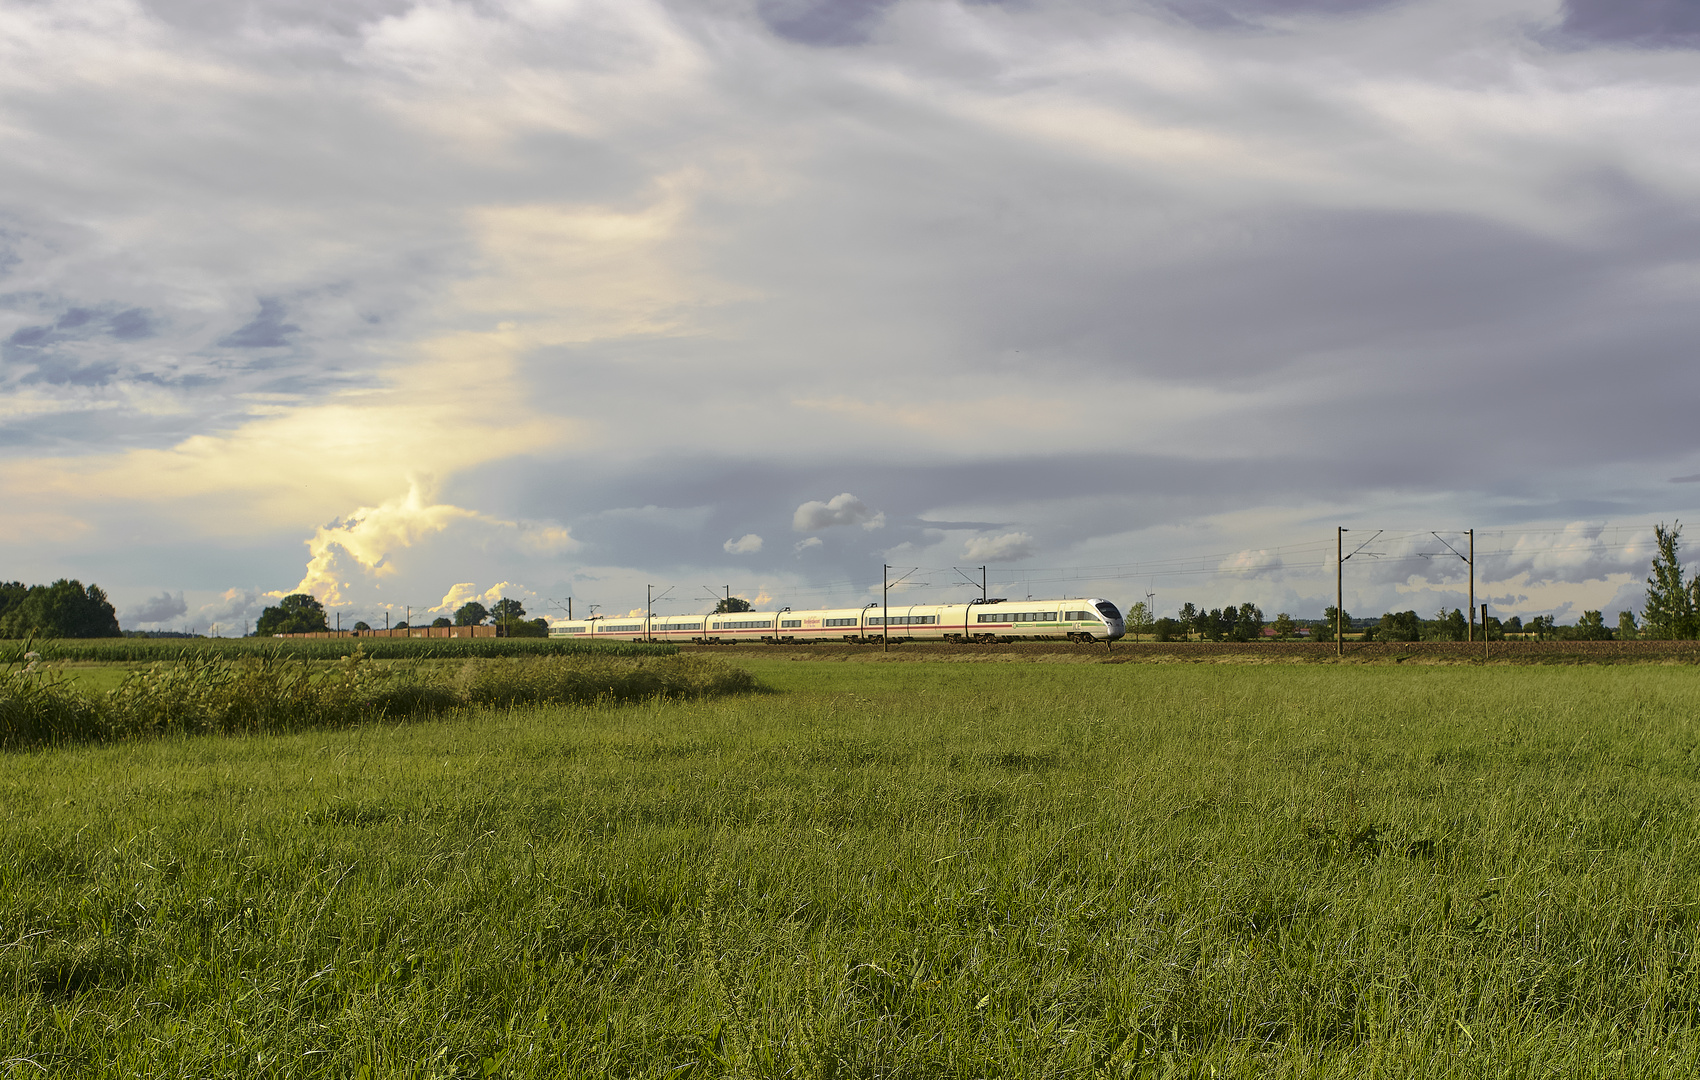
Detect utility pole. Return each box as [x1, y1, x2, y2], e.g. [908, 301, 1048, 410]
[883, 564, 890, 653]
[981, 566, 987, 602]
[567, 597, 572, 620]
[1431, 530, 1475, 641]
[647, 584, 653, 643]
[1481, 603, 1489, 661]
[1337, 527, 1344, 657]
[336, 610, 340, 633]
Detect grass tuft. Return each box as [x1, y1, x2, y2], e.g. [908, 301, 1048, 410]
[0, 650, 755, 750]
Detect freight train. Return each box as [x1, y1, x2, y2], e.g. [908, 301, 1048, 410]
[548, 597, 1125, 644]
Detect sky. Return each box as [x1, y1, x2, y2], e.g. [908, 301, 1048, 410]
[3, 0, 1699, 633]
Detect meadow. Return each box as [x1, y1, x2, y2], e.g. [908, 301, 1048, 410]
[3, 659, 1700, 1077]
[2, 637, 677, 663]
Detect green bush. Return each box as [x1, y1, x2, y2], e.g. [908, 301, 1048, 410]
[0, 654, 110, 747]
[459, 653, 757, 708]
[0, 649, 754, 751]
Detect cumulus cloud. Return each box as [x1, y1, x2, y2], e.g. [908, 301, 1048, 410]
[1487, 523, 1655, 587]
[963, 532, 1037, 561]
[1217, 549, 1286, 579]
[291, 480, 575, 604]
[195, 587, 267, 636]
[793, 493, 884, 532]
[723, 533, 763, 554]
[432, 581, 522, 614]
[125, 590, 187, 625]
[794, 536, 823, 553]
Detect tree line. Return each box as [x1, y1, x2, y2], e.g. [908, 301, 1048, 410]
[0, 580, 121, 639]
[253, 594, 548, 637]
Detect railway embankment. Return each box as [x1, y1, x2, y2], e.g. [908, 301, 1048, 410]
[679, 639, 1700, 663]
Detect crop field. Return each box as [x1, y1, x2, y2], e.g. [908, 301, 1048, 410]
[4, 659, 1700, 1077]
[1, 637, 678, 663]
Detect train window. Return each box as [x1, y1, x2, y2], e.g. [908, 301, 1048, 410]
[823, 617, 858, 627]
[1094, 601, 1122, 620]
[781, 619, 802, 628]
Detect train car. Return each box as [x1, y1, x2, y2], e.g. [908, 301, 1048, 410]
[548, 597, 1125, 643]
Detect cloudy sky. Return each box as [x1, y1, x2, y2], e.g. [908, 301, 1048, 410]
[3, 0, 1698, 633]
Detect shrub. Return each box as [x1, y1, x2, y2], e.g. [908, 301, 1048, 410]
[0, 649, 756, 751]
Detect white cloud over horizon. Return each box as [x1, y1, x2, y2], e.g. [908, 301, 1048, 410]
[794, 494, 886, 533]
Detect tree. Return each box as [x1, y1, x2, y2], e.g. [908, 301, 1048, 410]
[1644, 522, 1693, 639]
[714, 596, 753, 614]
[1527, 615, 1554, 640]
[1575, 610, 1610, 640]
[1376, 610, 1421, 642]
[394, 621, 409, 630]
[1617, 610, 1639, 640]
[1320, 607, 1351, 642]
[490, 598, 527, 628]
[254, 593, 328, 636]
[0, 582, 27, 624]
[504, 616, 549, 638]
[1272, 612, 1296, 639]
[1178, 603, 1197, 641]
[1202, 608, 1226, 642]
[353, 620, 371, 632]
[1444, 608, 1468, 642]
[0, 579, 121, 638]
[1125, 600, 1152, 641]
[1153, 617, 1182, 641]
[1236, 603, 1264, 641]
[431, 617, 452, 628]
[454, 601, 489, 626]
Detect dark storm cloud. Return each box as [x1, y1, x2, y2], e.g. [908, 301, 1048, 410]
[108, 309, 155, 341]
[6, 323, 50, 348]
[137, 0, 421, 40]
[125, 590, 187, 625]
[1159, 0, 1402, 30]
[218, 298, 300, 349]
[760, 0, 898, 45]
[4, 0, 1696, 625]
[19, 357, 121, 387]
[467, 445, 1347, 579]
[1560, 0, 1700, 48]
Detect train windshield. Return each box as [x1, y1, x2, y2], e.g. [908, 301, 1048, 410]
[1094, 601, 1122, 621]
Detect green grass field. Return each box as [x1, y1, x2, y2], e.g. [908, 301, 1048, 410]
[4, 660, 1700, 1077]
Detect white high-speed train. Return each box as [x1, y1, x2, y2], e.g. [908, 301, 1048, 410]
[548, 597, 1125, 644]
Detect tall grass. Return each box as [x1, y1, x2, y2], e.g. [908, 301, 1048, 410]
[0, 650, 752, 750]
[4, 662, 1700, 1075]
[0, 636, 675, 663]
